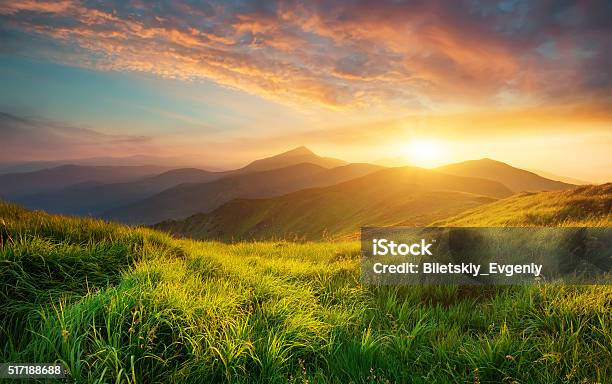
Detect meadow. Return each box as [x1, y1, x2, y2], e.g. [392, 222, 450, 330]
[1, 201, 611, 383]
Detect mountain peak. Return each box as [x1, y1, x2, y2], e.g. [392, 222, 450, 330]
[279, 146, 315, 157]
[477, 158, 507, 165]
[239, 146, 345, 173]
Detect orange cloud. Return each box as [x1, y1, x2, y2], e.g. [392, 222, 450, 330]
[0, 0, 610, 112]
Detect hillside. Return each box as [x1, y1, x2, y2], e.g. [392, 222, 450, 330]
[433, 183, 612, 227]
[153, 167, 513, 241]
[0, 164, 170, 198]
[236, 146, 347, 173]
[14, 167, 224, 216]
[437, 158, 575, 192]
[108, 163, 382, 224]
[1, 201, 610, 383]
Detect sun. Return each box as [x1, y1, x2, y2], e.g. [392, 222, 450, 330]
[401, 138, 448, 168]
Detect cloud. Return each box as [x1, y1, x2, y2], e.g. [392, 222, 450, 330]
[0, 0, 610, 111]
[0, 112, 156, 161]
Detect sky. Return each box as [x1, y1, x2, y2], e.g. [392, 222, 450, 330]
[0, 0, 610, 181]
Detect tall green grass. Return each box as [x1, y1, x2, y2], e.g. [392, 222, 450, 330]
[1, 201, 611, 383]
[434, 183, 612, 227]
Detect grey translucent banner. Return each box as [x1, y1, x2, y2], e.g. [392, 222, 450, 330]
[361, 227, 611, 285]
[0, 363, 66, 379]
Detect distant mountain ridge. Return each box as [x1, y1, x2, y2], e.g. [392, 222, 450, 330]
[2, 147, 350, 217]
[0, 154, 209, 175]
[0, 147, 592, 230]
[436, 158, 575, 192]
[153, 166, 513, 241]
[525, 168, 592, 185]
[0, 164, 170, 198]
[14, 167, 225, 216]
[106, 162, 382, 224]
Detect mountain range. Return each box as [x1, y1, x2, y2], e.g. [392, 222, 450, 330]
[106, 162, 382, 224]
[2, 147, 346, 215]
[0, 164, 170, 198]
[0, 154, 217, 175]
[0, 146, 593, 240]
[13, 167, 224, 216]
[153, 166, 512, 241]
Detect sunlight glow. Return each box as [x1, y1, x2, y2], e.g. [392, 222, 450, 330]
[401, 138, 449, 168]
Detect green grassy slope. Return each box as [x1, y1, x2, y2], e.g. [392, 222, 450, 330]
[1, 201, 610, 383]
[153, 166, 512, 241]
[437, 158, 575, 192]
[433, 183, 612, 227]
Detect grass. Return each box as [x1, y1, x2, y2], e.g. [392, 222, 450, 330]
[1, 201, 611, 383]
[433, 184, 612, 227]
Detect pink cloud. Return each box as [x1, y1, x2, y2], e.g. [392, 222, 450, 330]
[0, 112, 158, 162]
[0, 0, 610, 111]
